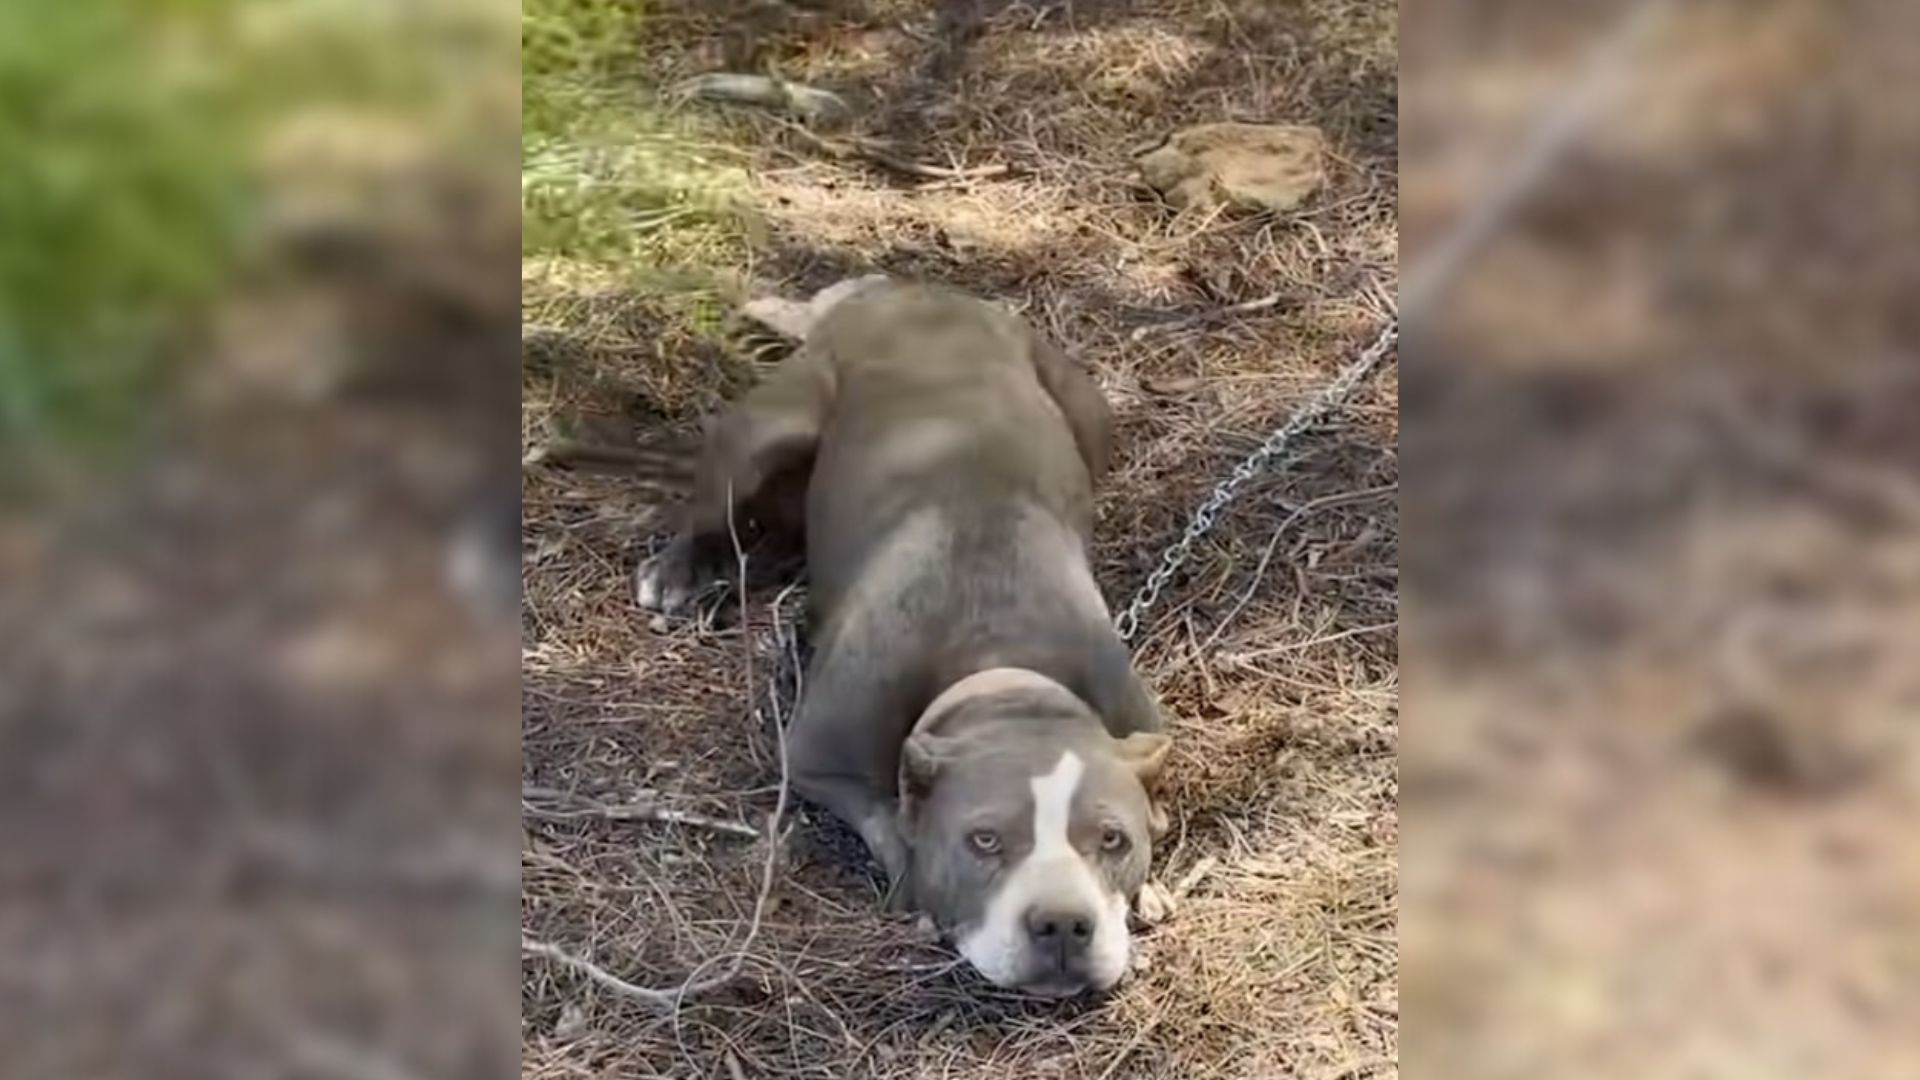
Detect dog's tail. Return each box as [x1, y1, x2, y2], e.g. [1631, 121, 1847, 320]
[523, 436, 697, 500]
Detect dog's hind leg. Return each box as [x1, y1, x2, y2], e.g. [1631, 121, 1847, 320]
[1028, 333, 1113, 487]
[636, 348, 835, 613]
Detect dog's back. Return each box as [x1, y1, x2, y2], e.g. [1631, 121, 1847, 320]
[801, 284, 1104, 624]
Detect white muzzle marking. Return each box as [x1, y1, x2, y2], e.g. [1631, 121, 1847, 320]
[956, 750, 1131, 991]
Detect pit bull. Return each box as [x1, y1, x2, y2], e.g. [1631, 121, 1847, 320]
[636, 279, 1169, 996]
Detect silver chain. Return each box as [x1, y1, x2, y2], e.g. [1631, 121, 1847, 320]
[1113, 316, 1399, 642]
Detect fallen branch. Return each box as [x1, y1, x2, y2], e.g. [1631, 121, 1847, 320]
[521, 790, 760, 839]
[519, 936, 688, 1008]
[1128, 290, 1306, 343]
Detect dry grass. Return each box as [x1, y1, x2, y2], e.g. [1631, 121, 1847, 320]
[522, 2, 1397, 1077]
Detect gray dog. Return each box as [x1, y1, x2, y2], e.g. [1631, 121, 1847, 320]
[638, 279, 1169, 996]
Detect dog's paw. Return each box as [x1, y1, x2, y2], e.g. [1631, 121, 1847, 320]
[806, 274, 889, 318]
[634, 544, 705, 615]
[741, 296, 816, 340]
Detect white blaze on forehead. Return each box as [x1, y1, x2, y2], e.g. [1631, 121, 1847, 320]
[955, 750, 1133, 992]
[1030, 750, 1083, 854]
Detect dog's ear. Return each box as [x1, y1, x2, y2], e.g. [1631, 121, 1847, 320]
[1116, 732, 1173, 839]
[1116, 732, 1171, 785]
[898, 733, 951, 803]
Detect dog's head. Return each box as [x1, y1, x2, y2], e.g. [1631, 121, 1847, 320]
[896, 676, 1170, 997]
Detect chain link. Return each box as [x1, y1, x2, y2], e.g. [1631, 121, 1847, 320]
[1113, 316, 1398, 642]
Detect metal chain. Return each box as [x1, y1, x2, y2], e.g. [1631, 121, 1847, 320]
[1113, 316, 1399, 642]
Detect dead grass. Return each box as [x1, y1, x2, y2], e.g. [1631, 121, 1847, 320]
[522, 2, 1397, 1077]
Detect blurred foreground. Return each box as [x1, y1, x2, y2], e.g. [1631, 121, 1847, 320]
[1403, 2, 1920, 1077]
[0, 2, 520, 1076]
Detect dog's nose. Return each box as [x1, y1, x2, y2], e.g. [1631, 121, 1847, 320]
[1024, 906, 1094, 956]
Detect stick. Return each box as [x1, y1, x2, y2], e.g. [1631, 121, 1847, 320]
[1198, 483, 1397, 652]
[521, 793, 760, 839]
[1128, 290, 1306, 343]
[518, 936, 687, 1007]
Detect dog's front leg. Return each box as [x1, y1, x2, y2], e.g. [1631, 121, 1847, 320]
[636, 348, 834, 614]
[791, 764, 914, 909]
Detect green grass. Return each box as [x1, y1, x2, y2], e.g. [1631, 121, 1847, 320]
[1, 0, 519, 469]
[0, 2, 248, 458]
[522, 0, 750, 287]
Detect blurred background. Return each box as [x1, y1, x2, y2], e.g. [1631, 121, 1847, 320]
[0, 1, 520, 1076]
[1402, 1, 1919, 1077]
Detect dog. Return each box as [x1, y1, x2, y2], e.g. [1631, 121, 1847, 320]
[637, 279, 1169, 996]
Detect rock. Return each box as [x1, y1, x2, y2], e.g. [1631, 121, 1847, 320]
[1136, 122, 1329, 213]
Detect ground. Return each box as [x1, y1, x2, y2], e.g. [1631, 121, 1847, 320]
[520, 1, 1398, 1078]
[1402, 2, 1920, 1077]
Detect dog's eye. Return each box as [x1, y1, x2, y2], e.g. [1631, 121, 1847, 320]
[1100, 826, 1130, 853]
[967, 829, 1001, 855]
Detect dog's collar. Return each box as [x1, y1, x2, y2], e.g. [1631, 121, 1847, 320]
[911, 667, 1081, 736]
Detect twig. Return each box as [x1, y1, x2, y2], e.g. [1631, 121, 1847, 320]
[1172, 855, 1217, 900]
[778, 120, 1012, 181]
[521, 791, 761, 839]
[1128, 290, 1307, 343]
[520, 483, 796, 1011]
[518, 936, 686, 1007]
[732, 478, 753, 739]
[1198, 483, 1397, 653]
[1225, 620, 1398, 663]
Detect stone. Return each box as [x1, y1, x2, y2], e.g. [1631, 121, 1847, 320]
[1136, 122, 1329, 214]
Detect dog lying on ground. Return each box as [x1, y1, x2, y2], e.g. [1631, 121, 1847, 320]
[637, 279, 1169, 996]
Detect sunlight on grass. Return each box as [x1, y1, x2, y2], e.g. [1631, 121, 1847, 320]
[522, 0, 750, 278]
[0, 3, 246, 456]
[1, 0, 517, 471]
